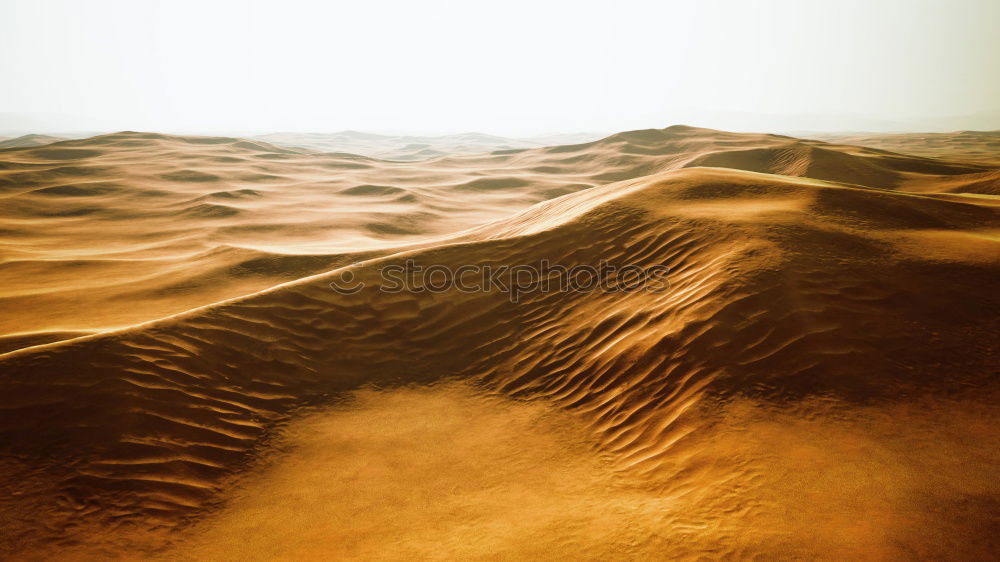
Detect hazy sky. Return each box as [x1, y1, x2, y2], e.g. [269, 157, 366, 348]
[1, 0, 998, 134]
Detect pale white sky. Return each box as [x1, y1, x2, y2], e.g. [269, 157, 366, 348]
[1, 0, 998, 135]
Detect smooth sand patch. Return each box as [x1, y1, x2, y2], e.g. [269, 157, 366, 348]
[166, 385, 1000, 561]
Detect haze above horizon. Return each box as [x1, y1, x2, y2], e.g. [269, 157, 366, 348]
[2, 0, 998, 135]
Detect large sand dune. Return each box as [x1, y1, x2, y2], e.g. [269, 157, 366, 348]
[0, 127, 998, 559]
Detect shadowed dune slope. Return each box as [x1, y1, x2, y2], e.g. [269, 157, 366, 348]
[1, 127, 997, 348]
[1, 167, 997, 558]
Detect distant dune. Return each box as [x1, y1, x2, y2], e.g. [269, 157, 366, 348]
[252, 130, 602, 160]
[814, 130, 1000, 166]
[0, 126, 997, 559]
[0, 133, 69, 149]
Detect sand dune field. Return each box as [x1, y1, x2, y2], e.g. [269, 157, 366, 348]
[0, 126, 998, 559]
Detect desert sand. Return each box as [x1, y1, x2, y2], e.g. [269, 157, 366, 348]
[0, 126, 998, 560]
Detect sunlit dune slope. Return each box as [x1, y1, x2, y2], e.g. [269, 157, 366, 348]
[1, 126, 996, 346]
[1, 166, 997, 558]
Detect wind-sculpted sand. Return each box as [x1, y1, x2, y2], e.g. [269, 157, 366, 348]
[0, 127, 997, 559]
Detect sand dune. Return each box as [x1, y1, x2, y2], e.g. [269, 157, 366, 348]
[2, 126, 996, 347]
[0, 127, 998, 559]
[0, 133, 69, 149]
[815, 130, 1000, 166]
[0, 131, 593, 341]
